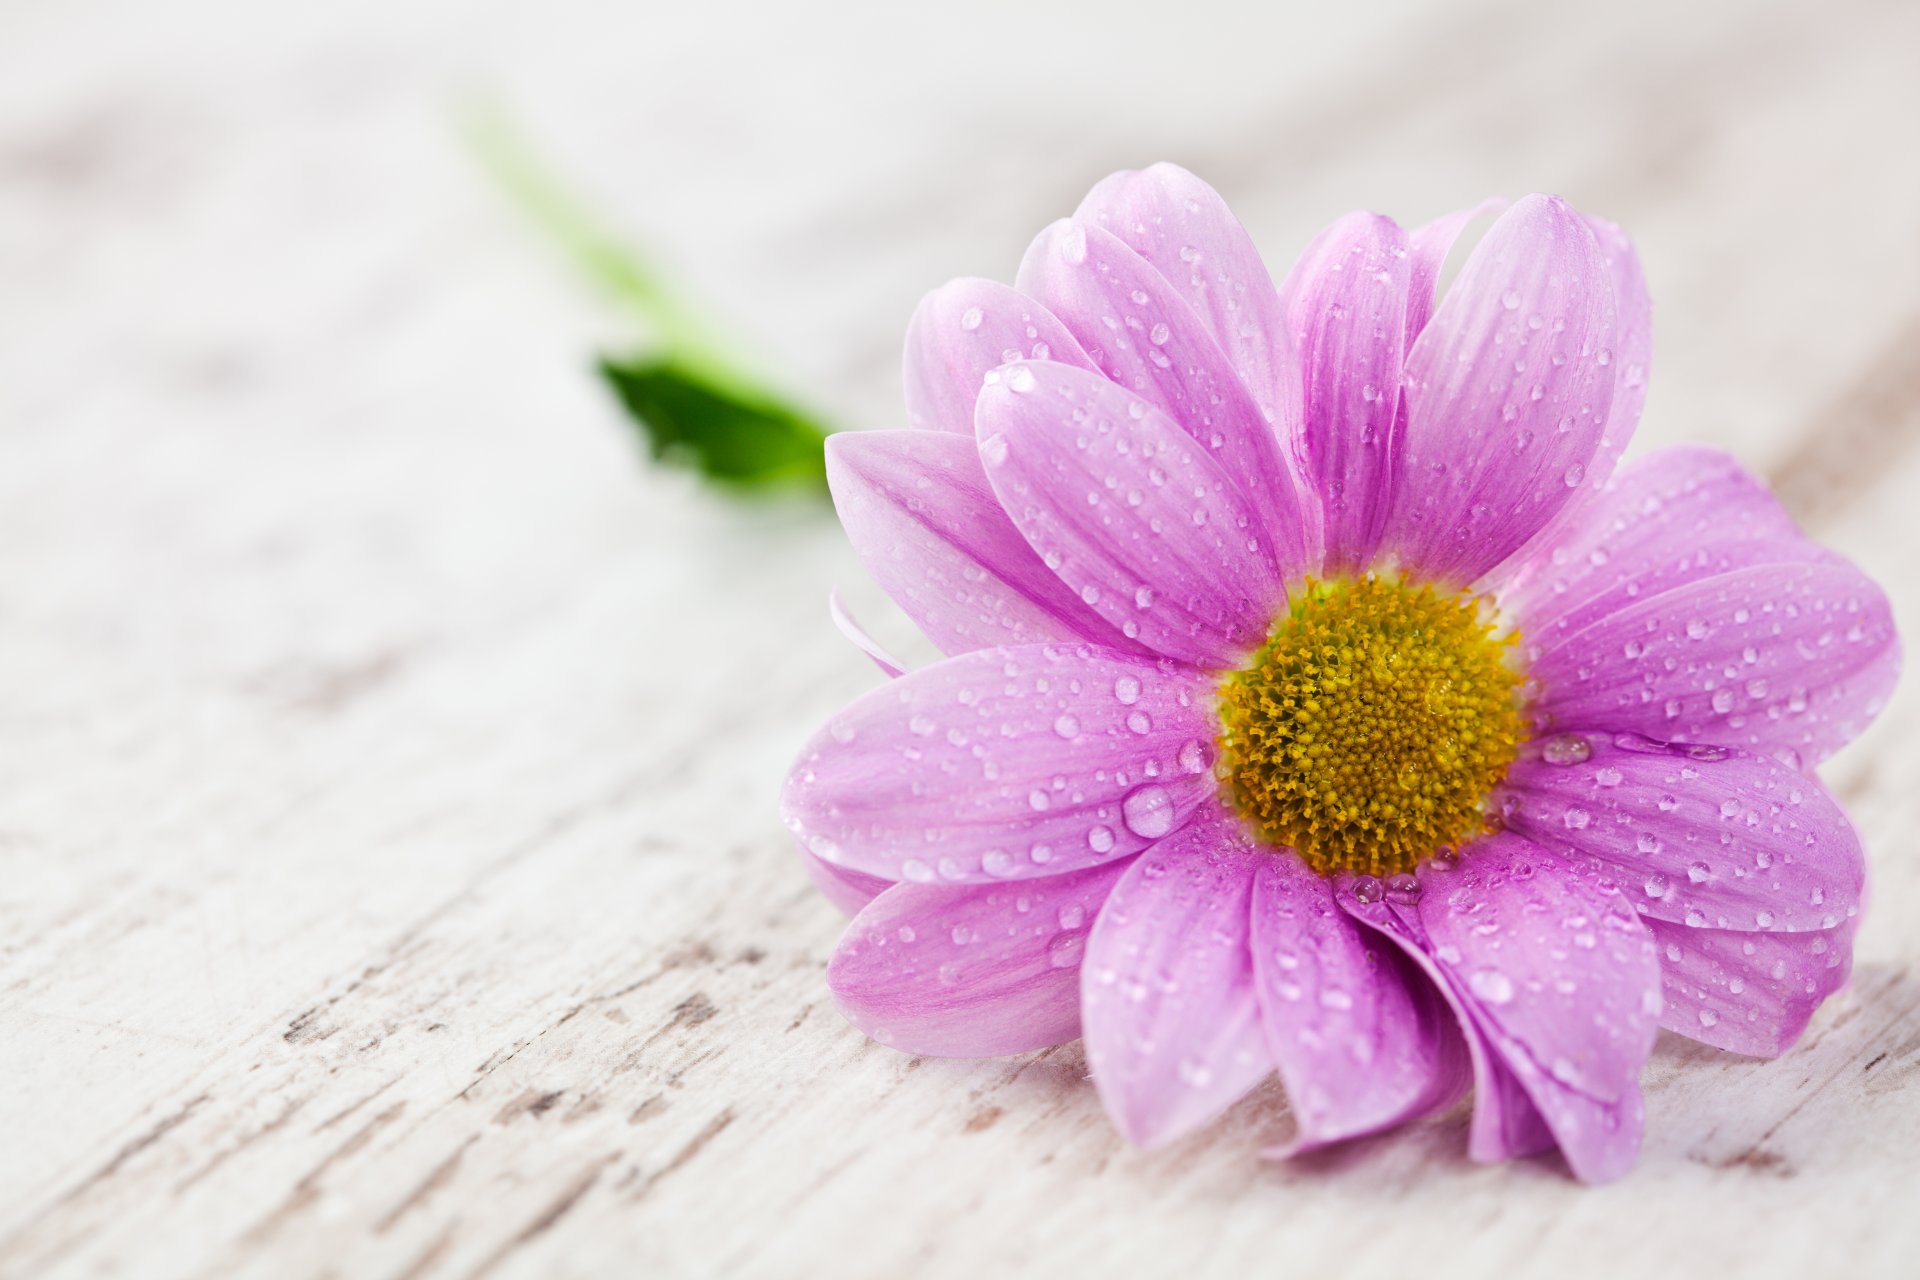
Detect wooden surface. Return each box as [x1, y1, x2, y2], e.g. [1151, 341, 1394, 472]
[4, 0, 1920, 1275]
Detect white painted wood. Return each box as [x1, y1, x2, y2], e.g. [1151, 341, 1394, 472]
[2, 0, 1918, 1275]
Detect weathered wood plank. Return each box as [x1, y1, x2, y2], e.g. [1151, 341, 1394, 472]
[2, 0, 1918, 1276]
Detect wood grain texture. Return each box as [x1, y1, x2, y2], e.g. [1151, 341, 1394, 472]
[3, 0, 1919, 1276]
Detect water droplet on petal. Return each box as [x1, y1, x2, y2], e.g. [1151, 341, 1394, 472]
[1121, 785, 1175, 839]
[1540, 734, 1591, 765]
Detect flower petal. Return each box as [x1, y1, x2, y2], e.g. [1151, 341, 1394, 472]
[1416, 835, 1659, 1182]
[826, 429, 1137, 655]
[976, 360, 1287, 669]
[1340, 834, 1661, 1182]
[1404, 198, 1507, 342]
[1336, 888, 1557, 1165]
[1501, 734, 1865, 934]
[1249, 851, 1470, 1154]
[903, 278, 1096, 434]
[1578, 213, 1652, 499]
[799, 841, 892, 916]
[1277, 212, 1411, 573]
[1649, 917, 1856, 1058]
[827, 862, 1129, 1057]
[1015, 219, 1307, 569]
[1527, 560, 1899, 766]
[782, 644, 1219, 884]
[1382, 195, 1618, 585]
[829, 587, 906, 678]
[1082, 805, 1272, 1146]
[1073, 163, 1293, 427]
[1493, 446, 1813, 642]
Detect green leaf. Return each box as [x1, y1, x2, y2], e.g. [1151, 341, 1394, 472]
[599, 355, 834, 490]
[466, 102, 839, 496]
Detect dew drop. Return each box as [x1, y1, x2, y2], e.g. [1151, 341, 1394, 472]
[1540, 734, 1591, 765]
[1385, 873, 1422, 904]
[1121, 785, 1176, 839]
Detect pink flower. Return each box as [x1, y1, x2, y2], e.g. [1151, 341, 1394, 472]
[782, 165, 1899, 1181]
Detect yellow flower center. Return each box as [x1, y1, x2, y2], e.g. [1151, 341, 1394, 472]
[1217, 575, 1527, 879]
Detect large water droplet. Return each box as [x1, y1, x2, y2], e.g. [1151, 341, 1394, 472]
[1540, 734, 1591, 765]
[1121, 785, 1175, 838]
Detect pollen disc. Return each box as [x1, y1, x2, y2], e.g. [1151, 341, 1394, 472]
[1217, 575, 1527, 878]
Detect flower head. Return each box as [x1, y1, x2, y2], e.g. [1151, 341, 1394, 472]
[782, 165, 1900, 1181]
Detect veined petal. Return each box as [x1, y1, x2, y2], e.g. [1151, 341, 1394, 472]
[1578, 214, 1652, 500]
[1492, 446, 1813, 642]
[1278, 212, 1411, 574]
[1501, 734, 1864, 934]
[827, 861, 1129, 1057]
[903, 278, 1096, 434]
[1082, 805, 1272, 1147]
[1648, 917, 1856, 1057]
[782, 644, 1219, 884]
[1336, 888, 1556, 1166]
[1383, 195, 1618, 585]
[1527, 560, 1899, 766]
[826, 429, 1137, 655]
[1404, 198, 1508, 342]
[1415, 837, 1659, 1183]
[1074, 162, 1294, 427]
[799, 841, 892, 916]
[976, 361, 1286, 669]
[1015, 219, 1307, 568]
[829, 587, 906, 679]
[1249, 851, 1470, 1154]
[1340, 835, 1661, 1183]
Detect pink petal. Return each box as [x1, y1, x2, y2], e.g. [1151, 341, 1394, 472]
[1382, 195, 1618, 585]
[799, 840, 892, 916]
[782, 644, 1220, 885]
[1501, 734, 1864, 933]
[1277, 212, 1411, 574]
[829, 587, 906, 678]
[1527, 560, 1899, 767]
[1649, 917, 1856, 1058]
[976, 361, 1287, 669]
[1081, 805, 1273, 1146]
[1404, 198, 1508, 343]
[1074, 163, 1294, 428]
[827, 861, 1129, 1057]
[1249, 851, 1470, 1154]
[902, 278, 1096, 434]
[1014, 220, 1308, 569]
[1340, 835, 1662, 1183]
[826, 429, 1138, 656]
[1578, 214, 1652, 501]
[1491, 446, 1812, 642]
[1415, 835, 1660, 1182]
[1335, 889, 1557, 1166]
